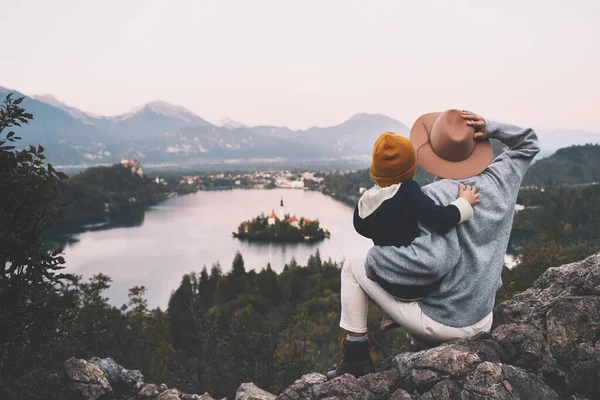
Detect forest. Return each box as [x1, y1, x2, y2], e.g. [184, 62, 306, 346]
[54, 164, 196, 223]
[521, 144, 600, 186]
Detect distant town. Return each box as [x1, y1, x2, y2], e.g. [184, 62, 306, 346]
[166, 170, 329, 192]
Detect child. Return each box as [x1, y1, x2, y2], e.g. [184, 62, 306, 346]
[354, 131, 480, 330]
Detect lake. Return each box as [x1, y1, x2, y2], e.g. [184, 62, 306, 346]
[56, 189, 373, 309]
[53, 188, 519, 309]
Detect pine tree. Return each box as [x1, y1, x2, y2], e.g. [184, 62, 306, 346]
[198, 266, 213, 310]
[258, 263, 280, 304]
[231, 251, 246, 278]
[210, 261, 223, 280]
[314, 249, 322, 267]
[307, 254, 317, 270]
[168, 274, 196, 349]
[288, 257, 298, 269]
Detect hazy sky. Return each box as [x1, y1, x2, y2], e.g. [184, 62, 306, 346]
[1, 0, 599, 131]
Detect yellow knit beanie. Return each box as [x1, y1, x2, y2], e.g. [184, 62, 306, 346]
[370, 132, 417, 187]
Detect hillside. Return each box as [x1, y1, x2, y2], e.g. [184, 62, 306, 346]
[52, 163, 194, 224]
[522, 144, 600, 186]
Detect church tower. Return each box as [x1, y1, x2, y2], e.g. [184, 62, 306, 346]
[278, 197, 285, 220]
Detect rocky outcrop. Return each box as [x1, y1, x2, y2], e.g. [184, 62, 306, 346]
[272, 252, 600, 399]
[64, 357, 222, 400]
[64, 252, 600, 399]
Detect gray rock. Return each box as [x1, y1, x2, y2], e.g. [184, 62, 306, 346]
[357, 368, 399, 397]
[545, 297, 600, 349]
[462, 362, 510, 399]
[566, 395, 591, 400]
[157, 388, 182, 400]
[563, 342, 600, 396]
[138, 383, 161, 398]
[64, 357, 112, 400]
[311, 374, 375, 400]
[275, 372, 327, 400]
[389, 388, 412, 400]
[491, 323, 555, 372]
[494, 253, 600, 328]
[236, 382, 276, 400]
[414, 344, 481, 376]
[90, 356, 145, 392]
[182, 393, 217, 400]
[452, 337, 503, 364]
[410, 367, 444, 390]
[419, 379, 461, 400]
[393, 349, 428, 385]
[500, 364, 558, 400]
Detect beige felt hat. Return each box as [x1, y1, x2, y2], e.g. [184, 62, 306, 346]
[410, 109, 493, 179]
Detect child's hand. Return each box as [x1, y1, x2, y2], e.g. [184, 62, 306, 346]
[459, 184, 480, 205]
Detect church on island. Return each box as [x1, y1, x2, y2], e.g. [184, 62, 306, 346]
[267, 198, 308, 228]
[233, 198, 330, 243]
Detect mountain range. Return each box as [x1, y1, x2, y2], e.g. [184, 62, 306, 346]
[1, 85, 598, 168]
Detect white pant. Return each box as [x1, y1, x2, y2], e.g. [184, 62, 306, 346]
[340, 258, 493, 343]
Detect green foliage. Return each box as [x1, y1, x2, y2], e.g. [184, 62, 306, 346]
[515, 185, 600, 244]
[56, 164, 195, 223]
[523, 144, 600, 186]
[0, 94, 74, 399]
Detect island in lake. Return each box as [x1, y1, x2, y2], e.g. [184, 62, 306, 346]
[233, 198, 330, 242]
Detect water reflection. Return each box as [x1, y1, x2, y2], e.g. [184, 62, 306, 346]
[44, 207, 147, 248]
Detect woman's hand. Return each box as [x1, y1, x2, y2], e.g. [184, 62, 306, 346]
[461, 110, 486, 139]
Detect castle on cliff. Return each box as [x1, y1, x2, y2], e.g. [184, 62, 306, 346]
[121, 158, 144, 178]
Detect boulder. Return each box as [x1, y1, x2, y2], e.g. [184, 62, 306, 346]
[63, 357, 220, 400]
[276, 373, 327, 400]
[357, 368, 399, 397]
[64, 358, 112, 400]
[157, 388, 182, 400]
[310, 373, 375, 400]
[236, 382, 276, 400]
[90, 356, 144, 393]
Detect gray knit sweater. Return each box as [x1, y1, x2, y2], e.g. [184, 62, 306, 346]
[365, 120, 540, 327]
